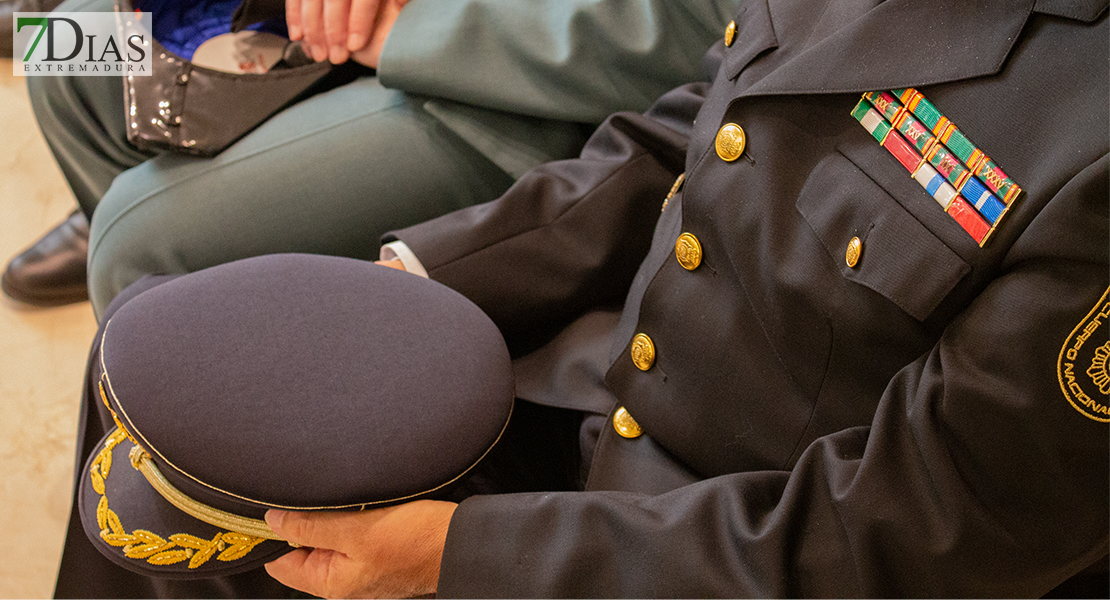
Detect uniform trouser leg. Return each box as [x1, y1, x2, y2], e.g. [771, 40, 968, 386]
[26, 0, 152, 217]
[85, 76, 528, 317]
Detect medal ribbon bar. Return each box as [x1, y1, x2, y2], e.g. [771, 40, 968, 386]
[863, 92, 1007, 225]
[851, 99, 992, 244]
[894, 88, 1023, 204]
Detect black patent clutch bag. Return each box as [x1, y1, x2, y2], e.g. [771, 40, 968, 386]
[118, 0, 365, 157]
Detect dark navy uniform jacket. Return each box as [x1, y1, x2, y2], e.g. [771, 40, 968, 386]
[389, 0, 1110, 595]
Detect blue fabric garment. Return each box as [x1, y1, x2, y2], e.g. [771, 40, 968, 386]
[135, 0, 286, 60]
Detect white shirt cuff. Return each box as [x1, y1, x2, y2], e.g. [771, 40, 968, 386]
[380, 241, 429, 279]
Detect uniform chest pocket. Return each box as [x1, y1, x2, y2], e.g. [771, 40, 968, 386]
[796, 150, 970, 321]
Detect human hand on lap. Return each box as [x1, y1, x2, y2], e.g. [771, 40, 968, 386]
[264, 500, 457, 599]
[286, 0, 411, 67]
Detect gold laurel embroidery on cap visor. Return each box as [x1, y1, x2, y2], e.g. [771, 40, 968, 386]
[99, 319, 515, 510]
[1058, 286, 1110, 422]
[98, 378, 137, 446]
[89, 428, 267, 569]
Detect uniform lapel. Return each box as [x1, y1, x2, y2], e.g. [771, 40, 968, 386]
[1032, 0, 1108, 21]
[740, 0, 1036, 98]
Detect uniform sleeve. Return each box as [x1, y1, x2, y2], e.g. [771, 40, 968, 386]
[385, 78, 708, 353]
[435, 155, 1110, 597]
[377, 0, 737, 122]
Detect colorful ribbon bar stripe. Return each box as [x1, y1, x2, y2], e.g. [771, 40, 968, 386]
[850, 99, 892, 143]
[955, 173, 1006, 224]
[865, 91, 933, 153]
[851, 99, 991, 244]
[924, 145, 1006, 224]
[849, 100, 921, 172]
[894, 88, 1023, 204]
[865, 91, 1008, 225]
[947, 196, 991, 242]
[911, 160, 959, 210]
[925, 143, 974, 191]
[862, 91, 905, 125]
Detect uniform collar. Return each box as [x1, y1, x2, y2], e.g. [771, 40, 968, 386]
[739, 0, 1103, 98]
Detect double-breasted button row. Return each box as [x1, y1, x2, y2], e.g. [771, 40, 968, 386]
[623, 112, 735, 440]
[619, 337, 650, 439]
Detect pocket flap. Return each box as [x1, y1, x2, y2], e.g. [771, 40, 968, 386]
[797, 151, 970, 321]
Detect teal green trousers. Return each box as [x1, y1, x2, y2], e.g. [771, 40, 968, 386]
[31, 0, 595, 318]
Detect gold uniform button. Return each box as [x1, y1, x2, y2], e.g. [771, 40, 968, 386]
[675, 233, 702, 271]
[715, 124, 746, 162]
[612, 407, 643, 439]
[724, 20, 737, 47]
[845, 236, 863, 268]
[630, 333, 656, 371]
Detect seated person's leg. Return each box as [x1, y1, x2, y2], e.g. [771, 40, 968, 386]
[87, 77, 517, 317]
[4, 0, 152, 307]
[26, 0, 151, 215]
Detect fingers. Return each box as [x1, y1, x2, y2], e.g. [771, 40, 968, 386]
[264, 503, 456, 599]
[299, 0, 327, 61]
[324, 0, 352, 64]
[266, 511, 363, 598]
[266, 546, 356, 599]
[346, 0, 379, 52]
[347, 0, 403, 69]
[264, 548, 322, 596]
[300, 0, 382, 64]
[286, 0, 303, 40]
[295, 0, 393, 63]
[267, 509, 368, 551]
[265, 510, 382, 598]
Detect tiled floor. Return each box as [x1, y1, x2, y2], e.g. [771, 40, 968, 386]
[0, 60, 99, 598]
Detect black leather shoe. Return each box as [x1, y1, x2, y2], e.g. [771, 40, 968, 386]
[2, 210, 90, 307]
[2, 0, 66, 58]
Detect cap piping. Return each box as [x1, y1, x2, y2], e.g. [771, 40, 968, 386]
[129, 444, 285, 540]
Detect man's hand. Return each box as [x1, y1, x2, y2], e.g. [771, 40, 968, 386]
[286, 0, 410, 67]
[264, 500, 457, 599]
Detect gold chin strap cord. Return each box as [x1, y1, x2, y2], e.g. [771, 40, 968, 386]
[128, 445, 289, 543]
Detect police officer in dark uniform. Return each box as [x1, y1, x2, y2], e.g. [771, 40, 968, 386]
[59, 0, 1108, 596]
